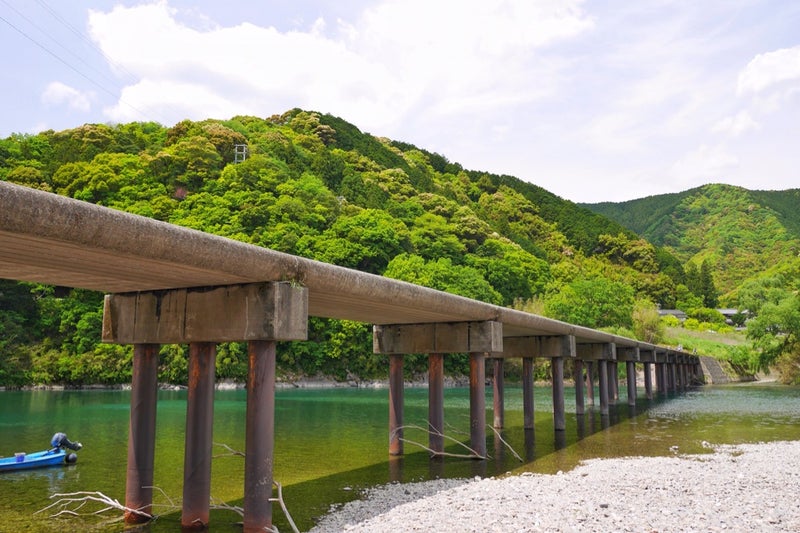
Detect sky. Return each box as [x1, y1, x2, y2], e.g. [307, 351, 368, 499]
[1, 0, 799, 203]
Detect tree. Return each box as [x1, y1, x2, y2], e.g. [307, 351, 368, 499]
[544, 277, 635, 329]
[384, 254, 503, 305]
[632, 299, 665, 343]
[303, 209, 410, 273]
[746, 292, 800, 381]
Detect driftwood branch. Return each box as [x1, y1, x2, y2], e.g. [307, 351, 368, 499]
[210, 443, 300, 533]
[392, 424, 488, 459]
[35, 491, 155, 522]
[488, 425, 524, 462]
[209, 481, 299, 533]
[272, 481, 299, 533]
[213, 441, 246, 458]
[36, 442, 299, 533]
[392, 421, 524, 462]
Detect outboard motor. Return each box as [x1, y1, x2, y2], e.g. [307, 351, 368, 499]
[51, 432, 83, 451]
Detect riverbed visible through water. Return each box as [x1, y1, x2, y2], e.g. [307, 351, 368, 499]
[1, 383, 799, 532]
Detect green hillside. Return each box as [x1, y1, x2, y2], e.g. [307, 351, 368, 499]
[0, 111, 738, 386]
[584, 184, 800, 296]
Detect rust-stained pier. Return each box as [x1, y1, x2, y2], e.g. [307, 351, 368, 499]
[0, 182, 702, 531]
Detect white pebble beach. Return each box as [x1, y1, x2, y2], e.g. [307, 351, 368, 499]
[309, 440, 800, 532]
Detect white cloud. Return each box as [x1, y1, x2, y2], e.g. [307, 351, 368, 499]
[712, 110, 760, 137]
[737, 45, 800, 95]
[41, 82, 92, 112]
[670, 144, 739, 186]
[87, 0, 593, 129]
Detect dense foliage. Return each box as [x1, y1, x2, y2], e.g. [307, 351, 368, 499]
[584, 184, 800, 297]
[0, 111, 735, 386]
[586, 184, 800, 382]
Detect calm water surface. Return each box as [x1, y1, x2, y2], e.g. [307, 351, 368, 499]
[1, 383, 799, 532]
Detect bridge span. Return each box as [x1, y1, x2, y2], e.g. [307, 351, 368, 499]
[0, 181, 701, 531]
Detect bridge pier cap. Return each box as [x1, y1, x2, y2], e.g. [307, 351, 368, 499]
[373, 321, 503, 355]
[102, 282, 308, 344]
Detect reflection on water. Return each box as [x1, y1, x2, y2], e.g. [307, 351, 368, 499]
[1, 383, 798, 532]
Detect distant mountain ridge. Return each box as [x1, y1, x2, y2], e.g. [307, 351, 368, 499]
[582, 183, 800, 295]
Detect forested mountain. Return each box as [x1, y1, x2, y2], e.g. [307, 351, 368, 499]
[0, 110, 723, 386]
[583, 184, 800, 297]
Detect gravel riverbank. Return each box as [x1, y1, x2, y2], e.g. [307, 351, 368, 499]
[309, 440, 800, 532]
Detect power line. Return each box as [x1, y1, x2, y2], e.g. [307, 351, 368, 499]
[0, 0, 174, 126]
[1, 0, 121, 90]
[33, 0, 140, 84]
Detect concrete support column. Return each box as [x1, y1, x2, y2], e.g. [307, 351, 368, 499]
[522, 357, 535, 430]
[644, 362, 653, 400]
[574, 359, 585, 416]
[586, 361, 595, 405]
[611, 362, 617, 404]
[243, 340, 277, 533]
[655, 364, 665, 395]
[428, 353, 444, 454]
[125, 343, 160, 524]
[552, 357, 566, 431]
[182, 342, 217, 529]
[493, 358, 505, 429]
[469, 352, 487, 458]
[669, 364, 677, 392]
[626, 361, 636, 407]
[388, 354, 404, 456]
[598, 359, 609, 416]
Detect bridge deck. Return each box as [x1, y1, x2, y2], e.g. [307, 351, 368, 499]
[1, 181, 640, 347]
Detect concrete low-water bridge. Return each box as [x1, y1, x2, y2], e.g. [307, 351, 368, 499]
[0, 181, 701, 531]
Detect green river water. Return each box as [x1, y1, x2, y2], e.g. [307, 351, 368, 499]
[1, 383, 799, 532]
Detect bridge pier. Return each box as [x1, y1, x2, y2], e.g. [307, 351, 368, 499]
[125, 343, 159, 524]
[574, 359, 585, 416]
[551, 357, 565, 431]
[640, 348, 654, 400]
[577, 343, 615, 416]
[469, 352, 487, 457]
[243, 340, 277, 532]
[627, 361, 637, 406]
[428, 353, 444, 454]
[598, 360, 609, 415]
[609, 362, 619, 404]
[103, 282, 308, 531]
[522, 357, 535, 429]
[617, 347, 639, 407]
[374, 321, 503, 459]
[182, 342, 217, 529]
[388, 354, 404, 456]
[586, 361, 595, 405]
[504, 335, 576, 432]
[493, 358, 505, 429]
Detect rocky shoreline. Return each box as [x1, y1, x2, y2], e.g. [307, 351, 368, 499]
[309, 440, 800, 532]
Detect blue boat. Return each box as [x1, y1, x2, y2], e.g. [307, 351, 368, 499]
[0, 433, 83, 473]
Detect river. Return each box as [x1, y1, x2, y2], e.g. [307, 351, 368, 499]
[1, 383, 799, 532]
